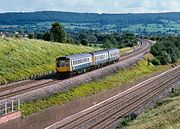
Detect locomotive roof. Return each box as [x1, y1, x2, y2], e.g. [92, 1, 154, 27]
[57, 53, 92, 60]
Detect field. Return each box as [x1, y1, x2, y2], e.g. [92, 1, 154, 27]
[1, 20, 180, 35]
[121, 22, 180, 35]
[0, 37, 96, 84]
[20, 54, 174, 116]
[124, 88, 180, 129]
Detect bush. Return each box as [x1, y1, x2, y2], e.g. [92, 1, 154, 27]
[81, 39, 89, 46]
[150, 37, 180, 65]
[151, 58, 161, 65]
[157, 51, 172, 65]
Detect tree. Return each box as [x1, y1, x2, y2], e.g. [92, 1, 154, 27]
[43, 22, 67, 43]
[81, 39, 89, 46]
[157, 51, 172, 65]
[151, 58, 161, 65]
[43, 32, 51, 41]
[50, 22, 67, 43]
[28, 33, 34, 39]
[102, 38, 114, 48]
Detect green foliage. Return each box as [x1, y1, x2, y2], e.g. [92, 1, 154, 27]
[116, 113, 137, 128]
[43, 32, 51, 41]
[43, 22, 67, 43]
[75, 32, 138, 49]
[28, 33, 34, 39]
[50, 22, 66, 42]
[81, 39, 89, 46]
[150, 36, 180, 65]
[1, 11, 180, 29]
[151, 58, 161, 65]
[102, 38, 115, 48]
[0, 37, 95, 84]
[157, 51, 172, 65]
[20, 56, 172, 116]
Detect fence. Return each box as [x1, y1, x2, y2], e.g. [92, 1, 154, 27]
[0, 99, 20, 116]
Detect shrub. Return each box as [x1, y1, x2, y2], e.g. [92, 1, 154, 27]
[157, 51, 172, 65]
[81, 39, 89, 46]
[151, 58, 161, 65]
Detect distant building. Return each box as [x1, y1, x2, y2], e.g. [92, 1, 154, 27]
[15, 32, 19, 35]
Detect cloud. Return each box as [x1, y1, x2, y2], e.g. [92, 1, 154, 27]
[0, 0, 180, 13]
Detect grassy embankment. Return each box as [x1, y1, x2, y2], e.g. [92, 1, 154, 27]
[0, 38, 96, 84]
[20, 54, 176, 116]
[123, 88, 180, 129]
[0, 37, 133, 85]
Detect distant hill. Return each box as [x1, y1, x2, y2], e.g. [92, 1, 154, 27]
[0, 11, 180, 25]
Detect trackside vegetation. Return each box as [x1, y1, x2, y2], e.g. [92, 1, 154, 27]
[20, 54, 175, 117]
[150, 36, 180, 65]
[122, 88, 180, 129]
[0, 37, 96, 84]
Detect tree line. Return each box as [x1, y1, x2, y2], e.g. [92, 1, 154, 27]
[34, 22, 138, 49]
[1, 11, 180, 26]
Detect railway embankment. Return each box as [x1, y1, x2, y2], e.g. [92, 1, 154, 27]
[121, 86, 180, 129]
[0, 37, 96, 85]
[1, 57, 179, 129]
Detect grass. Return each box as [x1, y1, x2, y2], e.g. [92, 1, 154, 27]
[120, 47, 133, 55]
[0, 37, 96, 84]
[124, 89, 180, 129]
[20, 54, 174, 117]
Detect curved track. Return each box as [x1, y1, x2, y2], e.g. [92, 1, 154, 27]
[46, 65, 180, 129]
[0, 39, 151, 101]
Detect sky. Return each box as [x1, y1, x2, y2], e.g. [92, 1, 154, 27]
[0, 0, 180, 14]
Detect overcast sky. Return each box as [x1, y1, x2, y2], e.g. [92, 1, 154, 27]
[0, 0, 180, 14]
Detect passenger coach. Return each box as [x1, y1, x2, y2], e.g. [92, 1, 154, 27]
[91, 50, 109, 67]
[107, 48, 120, 62]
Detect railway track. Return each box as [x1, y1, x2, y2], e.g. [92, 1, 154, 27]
[0, 39, 151, 101]
[46, 65, 180, 129]
[0, 80, 59, 100]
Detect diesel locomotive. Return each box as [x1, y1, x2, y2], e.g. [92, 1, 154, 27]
[56, 48, 120, 77]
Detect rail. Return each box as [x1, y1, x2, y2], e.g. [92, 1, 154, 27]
[45, 65, 180, 129]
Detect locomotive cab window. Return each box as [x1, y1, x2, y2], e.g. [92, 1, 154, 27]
[57, 60, 70, 67]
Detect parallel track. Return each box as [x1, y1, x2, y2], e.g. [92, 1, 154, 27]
[47, 65, 180, 129]
[0, 39, 151, 101]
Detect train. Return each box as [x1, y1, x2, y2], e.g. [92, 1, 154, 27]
[56, 48, 120, 77]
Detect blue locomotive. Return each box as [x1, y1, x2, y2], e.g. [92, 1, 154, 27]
[56, 48, 120, 76]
